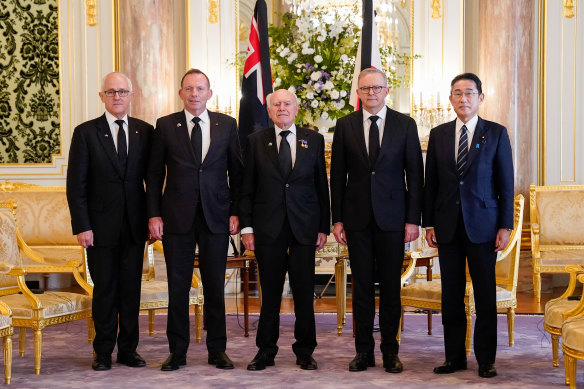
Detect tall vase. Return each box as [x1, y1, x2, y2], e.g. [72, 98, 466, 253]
[314, 116, 336, 135]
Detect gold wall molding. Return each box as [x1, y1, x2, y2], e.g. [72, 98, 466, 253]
[86, 0, 97, 26]
[209, 0, 219, 24]
[538, 0, 547, 185]
[431, 0, 442, 19]
[564, 0, 576, 18]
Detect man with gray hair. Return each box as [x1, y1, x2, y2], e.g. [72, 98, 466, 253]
[330, 67, 424, 373]
[239, 88, 330, 371]
[67, 72, 153, 370]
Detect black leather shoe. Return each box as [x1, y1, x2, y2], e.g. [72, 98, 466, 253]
[247, 351, 275, 371]
[296, 355, 318, 370]
[117, 351, 146, 367]
[208, 351, 234, 369]
[161, 353, 187, 371]
[478, 364, 497, 378]
[382, 354, 403, 373]
[92, 354, 112, 371]
[433, 359, 468, 374]
[349, 353, 375, 372]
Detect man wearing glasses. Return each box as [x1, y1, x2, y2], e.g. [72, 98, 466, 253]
[330, 68, 424, 373]
[424, 73, 514, 378]
[67, 72, 153, 370]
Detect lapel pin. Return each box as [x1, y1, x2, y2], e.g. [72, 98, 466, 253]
[299, 139, 308, 148]
[135, 131, 138, 134]
[105, 134, 109, 137]
[476, 144, 479, 149]
[177, 123, 181, 127]
[268, 142, 273, 146]
[215, 122, 219, 126]
[481, 136, 487, 144]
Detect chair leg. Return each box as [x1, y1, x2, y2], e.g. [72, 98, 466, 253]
[148, 310, 155, 336]
[396, 315, 402, 344]
[565, 353, 577, 388]
[400, 307, 404, 331]
[87, 317, 95, 344]
[19, 328, 25, 357]
[507, 307, 515, 347]
[195, 304, 203, 344]
[533, 272, 541, 304]
[551, 334, 560, 367]
[33, 329, 42, 375]
[465, 313, 472, 355]
[564, 352, 571, 386]
[4, 335, 12, 385]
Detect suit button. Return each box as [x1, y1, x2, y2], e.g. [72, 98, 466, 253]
[460, 181, 464, 185]
[199, 168, 203, 172]
[371, 171, 376, 175]
[456, 200, 460, 205]
[285, 184, 289, 188]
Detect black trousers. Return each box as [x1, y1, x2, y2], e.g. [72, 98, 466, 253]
[346, 222, 404, 356]
[163, 205, 228, 356]
[86, 216, 144, 356]
[254, 219, 317, 358]
[438, 210, 498, 365]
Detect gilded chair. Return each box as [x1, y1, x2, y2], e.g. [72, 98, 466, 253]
[560, 273, 584, 388]
[140, 242, 203, 342]
[530, 184, 584, 303]
[0, 301, 13, 385]
[401, 194, 524, 354]
[0, 200, 93, 375]
[543, 264, 584, 367]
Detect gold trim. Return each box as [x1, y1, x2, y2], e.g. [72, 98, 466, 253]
[85, 0, 97, 26]
[235, 0, 240, 121]
[564, 0, 576, 18]
[208, 0, 219, 24]
[186, 0, 190, 68]
[113, 0, 120, 71]
[410, 0, 414, 115]
[538, 0, 547, 185]
[431, 0, 442, 19]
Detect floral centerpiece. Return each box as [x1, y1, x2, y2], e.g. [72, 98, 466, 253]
[269, 5, 411, 129]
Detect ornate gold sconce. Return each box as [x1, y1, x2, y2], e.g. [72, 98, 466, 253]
[208, 0, 219, 24]
[431, 0, 442, 20]
[563, 0, 575, 18]
[86, 0, 97, 26]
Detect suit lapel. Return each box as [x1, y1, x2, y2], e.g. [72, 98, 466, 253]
[462, 117, 487, 176]
[174, 112, 197, 163]
[96, 114, 124, 177]
[206, 111, 220, 164]
[126, 117, 141, 174]
[376, 107, 393, 166]
[262, 129, 280, 175]
[444, 120, 457, 173]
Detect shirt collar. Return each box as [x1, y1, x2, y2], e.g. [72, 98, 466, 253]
[275, 124, 297, 136]
[362, 106, 387, 123]
[184, 109, 209, 125]
[105, 111, 128, 126]
[456, 115, 478, 135]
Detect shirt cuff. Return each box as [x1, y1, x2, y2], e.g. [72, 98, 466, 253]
[241, 227, 254, 234]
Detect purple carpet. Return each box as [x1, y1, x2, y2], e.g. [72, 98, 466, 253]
[8, 313, 565, 388]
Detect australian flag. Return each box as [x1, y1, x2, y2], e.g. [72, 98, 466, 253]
[238, 0, 273, 149]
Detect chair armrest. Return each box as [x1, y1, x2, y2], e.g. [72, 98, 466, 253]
[0, 300, 12, 317]
[531, 222, 540, 257]
[401, 255, 417, 283]
[562, 273, 584, 320]
[152, 241, 164, 254]
[15, 229, 48, 265]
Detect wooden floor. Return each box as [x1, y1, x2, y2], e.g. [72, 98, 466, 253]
[225, 288, 565, 315]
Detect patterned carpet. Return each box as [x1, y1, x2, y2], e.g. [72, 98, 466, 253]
[7, 313, 567, 388]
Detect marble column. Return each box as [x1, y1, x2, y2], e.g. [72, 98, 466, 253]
[478, 0, 537, 292]
[119, 0, 182, 125]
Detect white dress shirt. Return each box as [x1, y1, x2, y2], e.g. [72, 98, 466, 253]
[105, 111, 129, 154]
[184, 109, 211, 162]
[362, 106, 387, 154]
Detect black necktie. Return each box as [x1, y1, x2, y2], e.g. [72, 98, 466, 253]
[457, 125, 468, 176]
[369, 115, 380, 166]
[279, 130, 292, 179]
[191, 117, 202, 162]
[115, 119, 127, 168]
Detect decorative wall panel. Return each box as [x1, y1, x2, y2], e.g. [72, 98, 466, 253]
[0, 0, 60, 163]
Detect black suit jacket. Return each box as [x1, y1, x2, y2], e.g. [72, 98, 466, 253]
[66, 114, 153, 245]
[147, 110, 243, 234]
[423, 117, 514, 244]
[330, 107, 424, 231]
[239, 127, 330, 245]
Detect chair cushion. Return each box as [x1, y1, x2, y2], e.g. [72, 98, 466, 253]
[562, 316, 584, 351]
[0, 292, 91, 319]
[0, 314, 11, 330]
[540, 250, 584, 266]
[536, 190, 584, 245]
[545, 298, 579, 328]
[495, 286, 513, 301]
[401, 280, 442, 302]
[23, 247, 84, 266]
[140, 280, 200, 303]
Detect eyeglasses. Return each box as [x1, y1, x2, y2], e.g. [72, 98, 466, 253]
[358, 85, 386, 94]
[451, 91, 479, 100]
[102, 89, 131, 97]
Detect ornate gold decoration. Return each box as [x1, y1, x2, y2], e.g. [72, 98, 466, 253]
[401, 0, 407, 8]
[208, 0, 219, 24]
[85, 0, 97, 26]
[563, 0, 576, 18]
[431, 0, 442, 19]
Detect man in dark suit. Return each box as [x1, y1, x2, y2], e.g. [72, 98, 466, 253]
[239, 89, 330, 371]
[330, 68, 424, 373]
[424, 73, 514, 378]
[147, 69, 243, 371]
[67, 72, 153, 371]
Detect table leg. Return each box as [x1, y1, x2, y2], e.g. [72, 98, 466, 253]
[335, 257, 347, 335]
[243, 264, 249, 337]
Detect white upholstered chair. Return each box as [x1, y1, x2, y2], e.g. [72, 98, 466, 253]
[0, 200, 93, 375]
[401, 194, 524, 354]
